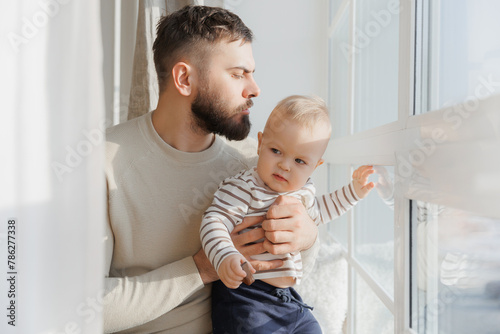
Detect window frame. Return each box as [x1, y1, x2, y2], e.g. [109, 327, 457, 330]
[326, 0, 500, 332]
[327, 1, 415, 332]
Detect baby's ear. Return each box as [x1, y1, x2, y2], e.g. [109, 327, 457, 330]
[257, 132, 263, 154]
[315, 159, 324, 169]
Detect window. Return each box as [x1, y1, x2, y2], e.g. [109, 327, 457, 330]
[419, 0, 500, 113]
[354, 165, 394, 297]
[326, 0, 500, 333]
[327, 0, 401, 332]
[411, 202, 500, 334]
[353, 0, 399, 132]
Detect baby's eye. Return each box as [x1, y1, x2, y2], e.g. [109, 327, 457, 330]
[295, 158, 306, 165]
[271, 148, 281, 155]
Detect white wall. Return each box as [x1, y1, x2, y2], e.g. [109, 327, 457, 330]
[229, 0, 328, 140]
[230, 0, 329, 193]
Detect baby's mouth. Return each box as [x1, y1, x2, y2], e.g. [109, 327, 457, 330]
[272, 174, 287, 182]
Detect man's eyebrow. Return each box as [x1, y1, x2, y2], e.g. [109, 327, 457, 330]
[227, 66, 255, 73]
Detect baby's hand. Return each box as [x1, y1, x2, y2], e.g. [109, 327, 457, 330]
[218, 254, 255, 289]
[352, 165, 375, 199]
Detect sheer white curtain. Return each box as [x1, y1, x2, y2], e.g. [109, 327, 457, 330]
[0, 1, 105, 333]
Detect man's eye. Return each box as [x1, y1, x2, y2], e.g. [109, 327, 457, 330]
[295, 158, 306, 165]
[271, 148, 281, 154]
[232, 74, 244, 79]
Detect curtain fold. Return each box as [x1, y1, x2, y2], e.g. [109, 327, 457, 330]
[127, 0, 165, 121]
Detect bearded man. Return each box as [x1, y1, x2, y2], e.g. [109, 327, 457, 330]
[104, 5, 319, 333]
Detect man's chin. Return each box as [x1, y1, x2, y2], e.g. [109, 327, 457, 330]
[221, 129, 250, 141]
[218, 116, 251, 141]
[221, 127, 250, 141]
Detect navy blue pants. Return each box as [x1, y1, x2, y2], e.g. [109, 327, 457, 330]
[212, 280, 322, 334]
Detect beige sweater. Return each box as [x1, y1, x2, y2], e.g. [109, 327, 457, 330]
[104, 112, 319, 333]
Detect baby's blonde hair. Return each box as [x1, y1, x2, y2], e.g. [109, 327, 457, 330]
[265, 95, 332, 133]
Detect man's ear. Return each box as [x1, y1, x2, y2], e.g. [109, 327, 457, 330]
[315, 159, 324, 169]
[257, 132, 263, 154]
[171, 62, 192, 96]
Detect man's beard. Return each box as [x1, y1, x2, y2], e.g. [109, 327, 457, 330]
[191, 86, 253, 141]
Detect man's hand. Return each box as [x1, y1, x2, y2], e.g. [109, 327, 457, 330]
[261, 195, 318, 255]
[352, 165, 375, 199]
[231, 216, 284, 271]
[193, 249, 219, 285]
[217, 254, 255, 289]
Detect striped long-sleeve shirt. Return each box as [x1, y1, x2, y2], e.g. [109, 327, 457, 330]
[200, 167, 360, 283]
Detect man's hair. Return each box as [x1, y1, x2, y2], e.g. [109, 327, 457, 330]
[267, 95, 332, 132]
[153, 5, 253, 92]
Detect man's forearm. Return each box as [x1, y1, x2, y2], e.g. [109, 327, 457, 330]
[103, 256, 204, 333]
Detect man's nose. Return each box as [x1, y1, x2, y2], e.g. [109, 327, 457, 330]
[243, 76, 260, 98]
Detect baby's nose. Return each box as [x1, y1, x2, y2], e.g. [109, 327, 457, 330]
[278, 161, 291, 171]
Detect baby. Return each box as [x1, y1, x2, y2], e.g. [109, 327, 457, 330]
[200, 95, 374, 333]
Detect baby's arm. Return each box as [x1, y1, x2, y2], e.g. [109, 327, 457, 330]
[200, 211, 243, 283]
[200, 174, 254, 287]
[315, 165, 375, 223]
[218, 254, 255, 289]
[200, 211, 256, 289]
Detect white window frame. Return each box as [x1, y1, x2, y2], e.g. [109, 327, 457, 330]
[326, 0, 500, 333]
[326, 1, 415, 332]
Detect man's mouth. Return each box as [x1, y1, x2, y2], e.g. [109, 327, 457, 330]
[272, 174, 287, 182]
[238, 100, 254, 115]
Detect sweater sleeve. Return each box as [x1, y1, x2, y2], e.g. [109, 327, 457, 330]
[300, 235, 321, 280]
[102, 214, 205, 333]
[200, 176, 252, 272]
[316, 181, 361, 224]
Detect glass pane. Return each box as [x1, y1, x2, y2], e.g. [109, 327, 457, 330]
[411, 202, 500, 334]
[326, 164, 350, 247]
[354, 166, 395, 296]
[355, 272, 394, 334]
[353, 0, 399, 132]
[329, 0, 345, 24]
[425, 1, 500, 112]
[329, 11, 350, 139]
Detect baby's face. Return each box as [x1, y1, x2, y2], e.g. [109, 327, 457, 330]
[256, 118, 330, 193]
